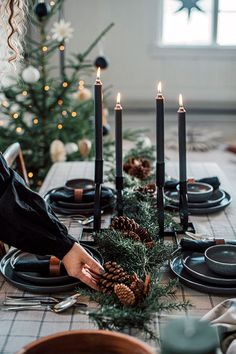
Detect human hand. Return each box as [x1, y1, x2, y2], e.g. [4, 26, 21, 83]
[62, 243, 104, 290]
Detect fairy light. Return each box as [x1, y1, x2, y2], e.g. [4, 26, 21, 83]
[13, 113, 19, 119]
[57, 123, 63, 129]
[33, 118, 39, 125]
[16, 127, 22, 133]
[71, 111, 77, 117]
[42, 46, 48, 52]
[0, 121, 4, 126]
[62, 110, 67, 116]
[79, 80, 84, 90]
[59, 45, 65, 51]
[22, 90, 28, 96]
[57, 99, 63, 106]
[28, 172, 34, 178]
[62, 82, 68, 88]
[44, 85, 50, 91]
[50, 1, 55, 5]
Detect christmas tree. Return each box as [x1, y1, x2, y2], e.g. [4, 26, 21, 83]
[0, 0, 113, 188]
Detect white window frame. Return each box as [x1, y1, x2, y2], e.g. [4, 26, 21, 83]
[153, 0, 236, 59]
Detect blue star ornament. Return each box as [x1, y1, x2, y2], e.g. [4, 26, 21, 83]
[176, 0, 204, 18]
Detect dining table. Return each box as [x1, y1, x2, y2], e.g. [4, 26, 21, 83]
[0, 160, 235, 354]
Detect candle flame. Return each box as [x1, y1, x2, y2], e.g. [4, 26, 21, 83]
[96, 67, 101, 80]
[157, 81, 162, 94]
[117, 92, 121, 104]
[179, 93, 184, 107]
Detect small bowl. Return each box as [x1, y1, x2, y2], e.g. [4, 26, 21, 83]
[177, 182, 213, 202]
[16, 330, 155, 354]
[65, 178, 94, 190]
[205, 245, 236, 276]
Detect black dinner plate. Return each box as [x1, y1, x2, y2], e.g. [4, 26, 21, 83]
[0, 246, 104, 293]
[165, 189, 225, 208]
[182, 252, 236, 286]
[10, 244, 102, 286]
[44, 187, 115, 215]
[170, 252, 236, 294]
[165, 191, 232, 215]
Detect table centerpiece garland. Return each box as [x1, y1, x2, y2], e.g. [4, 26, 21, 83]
[78, 141, 190, 340]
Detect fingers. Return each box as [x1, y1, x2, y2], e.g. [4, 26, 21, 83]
[80, 246, 104, 275]
[78, 268, 99, 291]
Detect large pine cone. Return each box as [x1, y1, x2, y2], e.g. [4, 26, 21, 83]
[114, 284, 136, 307]
[111, 216, 139, 233]
[129, 164, 150, 180]
[123, 157, 151, 180]
[98, 261, 131, 294]
[125, 231, 141, 242]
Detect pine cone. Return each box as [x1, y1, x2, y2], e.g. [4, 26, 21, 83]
[124, 230, 141, 242]
[137, 183, 156, 196]
[135, 226, 152, 242]
[114, 283, 136, 307]
[98, 261, 131, 294]
[130, 273, 145, 302]
[143, 274, 151, 296]
[110, 216, 139, 233]
[129, 164, 150, 180]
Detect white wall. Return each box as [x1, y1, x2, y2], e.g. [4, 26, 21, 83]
[65, 0, 236, 110]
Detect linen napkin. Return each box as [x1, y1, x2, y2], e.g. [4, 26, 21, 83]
[165, 176, 221, 190]
[202, 299, 236, 354]
[50, 186, 114, 204]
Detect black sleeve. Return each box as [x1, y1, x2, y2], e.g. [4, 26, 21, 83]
[0, 153, 75, 259]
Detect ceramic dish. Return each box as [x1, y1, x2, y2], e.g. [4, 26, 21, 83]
[65, 178, 95, 190]
[205, 245, 236, 276]
[182, 252, 236, 285]
[165, 191, 232, 215]
[176, 182, 213, 202]
[165, 189, 225, 208]
[170, 252, 236, 295]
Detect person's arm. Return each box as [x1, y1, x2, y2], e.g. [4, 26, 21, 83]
[0, 154, 103, 289]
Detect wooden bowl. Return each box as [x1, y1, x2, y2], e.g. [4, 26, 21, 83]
[16, 330, 156, 354]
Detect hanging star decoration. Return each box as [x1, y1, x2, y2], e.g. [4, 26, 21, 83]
[175, 0, 204, 18]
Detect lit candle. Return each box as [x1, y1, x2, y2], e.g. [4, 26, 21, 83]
[94, 67, 103, 230]
[94, 67, 103, 161]
[178, 94, 188, 231]
[115, 92, 123, 216]
[178, 94, 187, 182]
[115, 92, 123, 178]
[156, 82, 165, 239]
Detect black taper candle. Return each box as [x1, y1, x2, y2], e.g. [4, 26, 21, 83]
[94, 68, 103, 230]
[115, 93, 123, 216]
[178, 94, 188, 231]
[156, 82, 165, 239]
[58, 6, 65, 78]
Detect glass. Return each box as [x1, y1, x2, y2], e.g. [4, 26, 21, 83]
[161, 0, 213, 45]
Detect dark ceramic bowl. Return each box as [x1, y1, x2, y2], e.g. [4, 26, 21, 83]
[205, 245, 236, 276]
[65, 178, 94, 190]
[16, 330, 156, 354]
[177, 182, 213, 202]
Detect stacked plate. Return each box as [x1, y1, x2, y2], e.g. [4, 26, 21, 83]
[170, 250, 236, 294]
[165, 182, 232, 215]
[0, 242, 103, 293]
[44, 178, 115, 215]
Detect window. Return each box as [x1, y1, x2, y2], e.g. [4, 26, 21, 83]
[160, 0, 236, 47]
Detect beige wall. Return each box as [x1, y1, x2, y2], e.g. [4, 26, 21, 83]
[64, 0, 236, 110]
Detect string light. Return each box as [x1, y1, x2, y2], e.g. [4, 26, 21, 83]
[28, 172, 34, 178]
[33, 118, 39, 125]
[71, 111, 77, 117]
[59, 45, 65, 51]
[62, 82, 68, 88]
[79, 80, 84, 90]
[44, 85, 50, 91]
[50, 1, 55, 5]
[62, 110, 67, 116]
[16, 127, 22, 133]
[57, 123, 63, 129]
[13, 113, 19, 119]
[57, 99, 63, 106]
[0, 121, 4, 126]
[42, 46, 48, 52]
[22, 91, 28, 96]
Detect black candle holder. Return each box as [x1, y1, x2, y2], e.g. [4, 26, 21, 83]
[116, 176, 123, 217]
[156, 161, 165, 240]
[178, 180, 189, 231]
